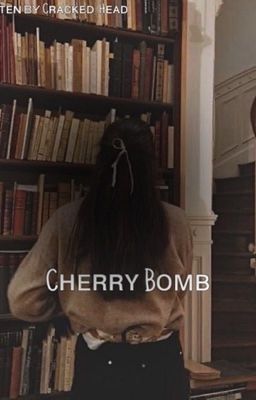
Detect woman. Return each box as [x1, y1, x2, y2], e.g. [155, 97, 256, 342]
[8, 118, 192, 400]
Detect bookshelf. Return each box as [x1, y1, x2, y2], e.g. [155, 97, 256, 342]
[0, 1, 182, 398]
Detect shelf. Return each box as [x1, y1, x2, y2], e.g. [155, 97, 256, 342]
[0, 313, 16, 321]
[0, 158, 174, 176]
[0, 158, 95, 172]
[14, 12, 176, 45]
[0, 392, 70, 399]
[0, 83, 173, 113]
[0, 235, 37, 243]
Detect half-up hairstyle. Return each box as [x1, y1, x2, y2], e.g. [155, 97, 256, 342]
[70, 118, 170, 299]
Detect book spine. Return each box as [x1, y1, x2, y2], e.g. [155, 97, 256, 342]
[0, 264, 10, 313]
[9, 347, 22, 399]
[109, 41, 122, 97]
[161, 0, 168, 35]
[23, 191, 33, 235]
[144, 47, 153, 101]
[3, 189, 13, 236]
[121, 43, 133, 98]
[155, 44, 165, 102]
[131, 49, 140, 99]
[0, 104, 12, 158]
[139, 41, 147, 100]
[13, 190, 26, 236]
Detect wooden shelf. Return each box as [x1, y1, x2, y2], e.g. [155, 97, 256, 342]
[0, 313, 16, 321]
[0, 158, 95, 172]
[0, 83, 173, 113]
[0, 392, 70, 399]
[0, 158, 174, 176]
[14, 12, 176, 45]
[213, 275, 256, 284]
[0, 235, 37, 243]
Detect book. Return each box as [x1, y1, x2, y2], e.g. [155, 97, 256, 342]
[185, 359, 221, 381]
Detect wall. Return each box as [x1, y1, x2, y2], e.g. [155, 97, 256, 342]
[215, 0, 256, 85]
[214, 68, 256, 178]
[214, 0, 256, 178]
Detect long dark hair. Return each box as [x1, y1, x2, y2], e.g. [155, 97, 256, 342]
[70, 118, 170, 299]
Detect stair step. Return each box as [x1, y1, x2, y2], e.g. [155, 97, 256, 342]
[215, 175, 254, 192]
[213, 301, 256, 313]
[213, 279, 256, 303]
[213, 312, 256, 335]
[213, 230, 254, 236]
[239, 162, 255, 177]
[212, 251, 252, 274]
[215, 209, 254, 215]
[212, 336, 256, 362]
[214, 211, 254, 230]
[213, 275, 256, 284]
[213, 233, 254, 252]
[213, 252, 251, 258]
[213, 335, 256, 349]
[213, 192, 254, 211]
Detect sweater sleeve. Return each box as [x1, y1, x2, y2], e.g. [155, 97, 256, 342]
[8, 210, 62, 322]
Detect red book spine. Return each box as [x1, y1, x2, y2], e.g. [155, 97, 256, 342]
[0, 104, 12, 158]
[135, 0, 143, 31]
[0, 182, 4, 233]
[13, 189, 26, 236]
[161, 0, 169, 35]
[144, 47, 153, 101]
[1, 15, 7, 83]
[9, 347, 22, 399]
[0, 16, 3, 81]
[154, 119, 161, 167]
[160, 111, 169, 169]
[31, 191, 39, 235]
[6, 19, 11, 84]
[131, 49, 140, 98]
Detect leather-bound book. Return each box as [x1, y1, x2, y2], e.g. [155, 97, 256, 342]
[131, 49, 140, 98]
[3, 188, 13, 236]
[144, 47, 153, 101]
[13, 189, 26, 237]
[9, 347, 23, 399]
[0, 104, 12, 159]
[109, 41, 123, 98]
[121, 43, 133, 98]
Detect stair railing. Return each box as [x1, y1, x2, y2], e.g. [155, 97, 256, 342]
[249, 97, 256, 276]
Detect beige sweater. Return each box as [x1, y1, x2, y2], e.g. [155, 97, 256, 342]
[8, 200, 193, 340]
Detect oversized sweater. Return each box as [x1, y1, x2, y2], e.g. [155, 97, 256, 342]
[8, 200, 193, 341]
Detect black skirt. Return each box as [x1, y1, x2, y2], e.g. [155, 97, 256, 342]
[71, 331, 190, 400]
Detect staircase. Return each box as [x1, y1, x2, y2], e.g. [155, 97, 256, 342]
[212, 162, 256, 367]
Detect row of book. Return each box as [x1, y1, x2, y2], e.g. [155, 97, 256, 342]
[0, 0, 179, 35]
[0, 16, 174, 102]
[0, 325, 77, 398]
[0, 177, 87, 236]
[0, 99, 175, 168]
[0, 99, 107, 165]
[0, 251, 27, 313]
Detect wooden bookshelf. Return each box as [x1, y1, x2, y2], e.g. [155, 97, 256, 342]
[0, 235, 37, 242]
[14, 12, 177, 45]
[0, 158, 174, 175]
[0, 83, 174, 114]
[0, 313, 16, 321]
[0, 1, 183, 398]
